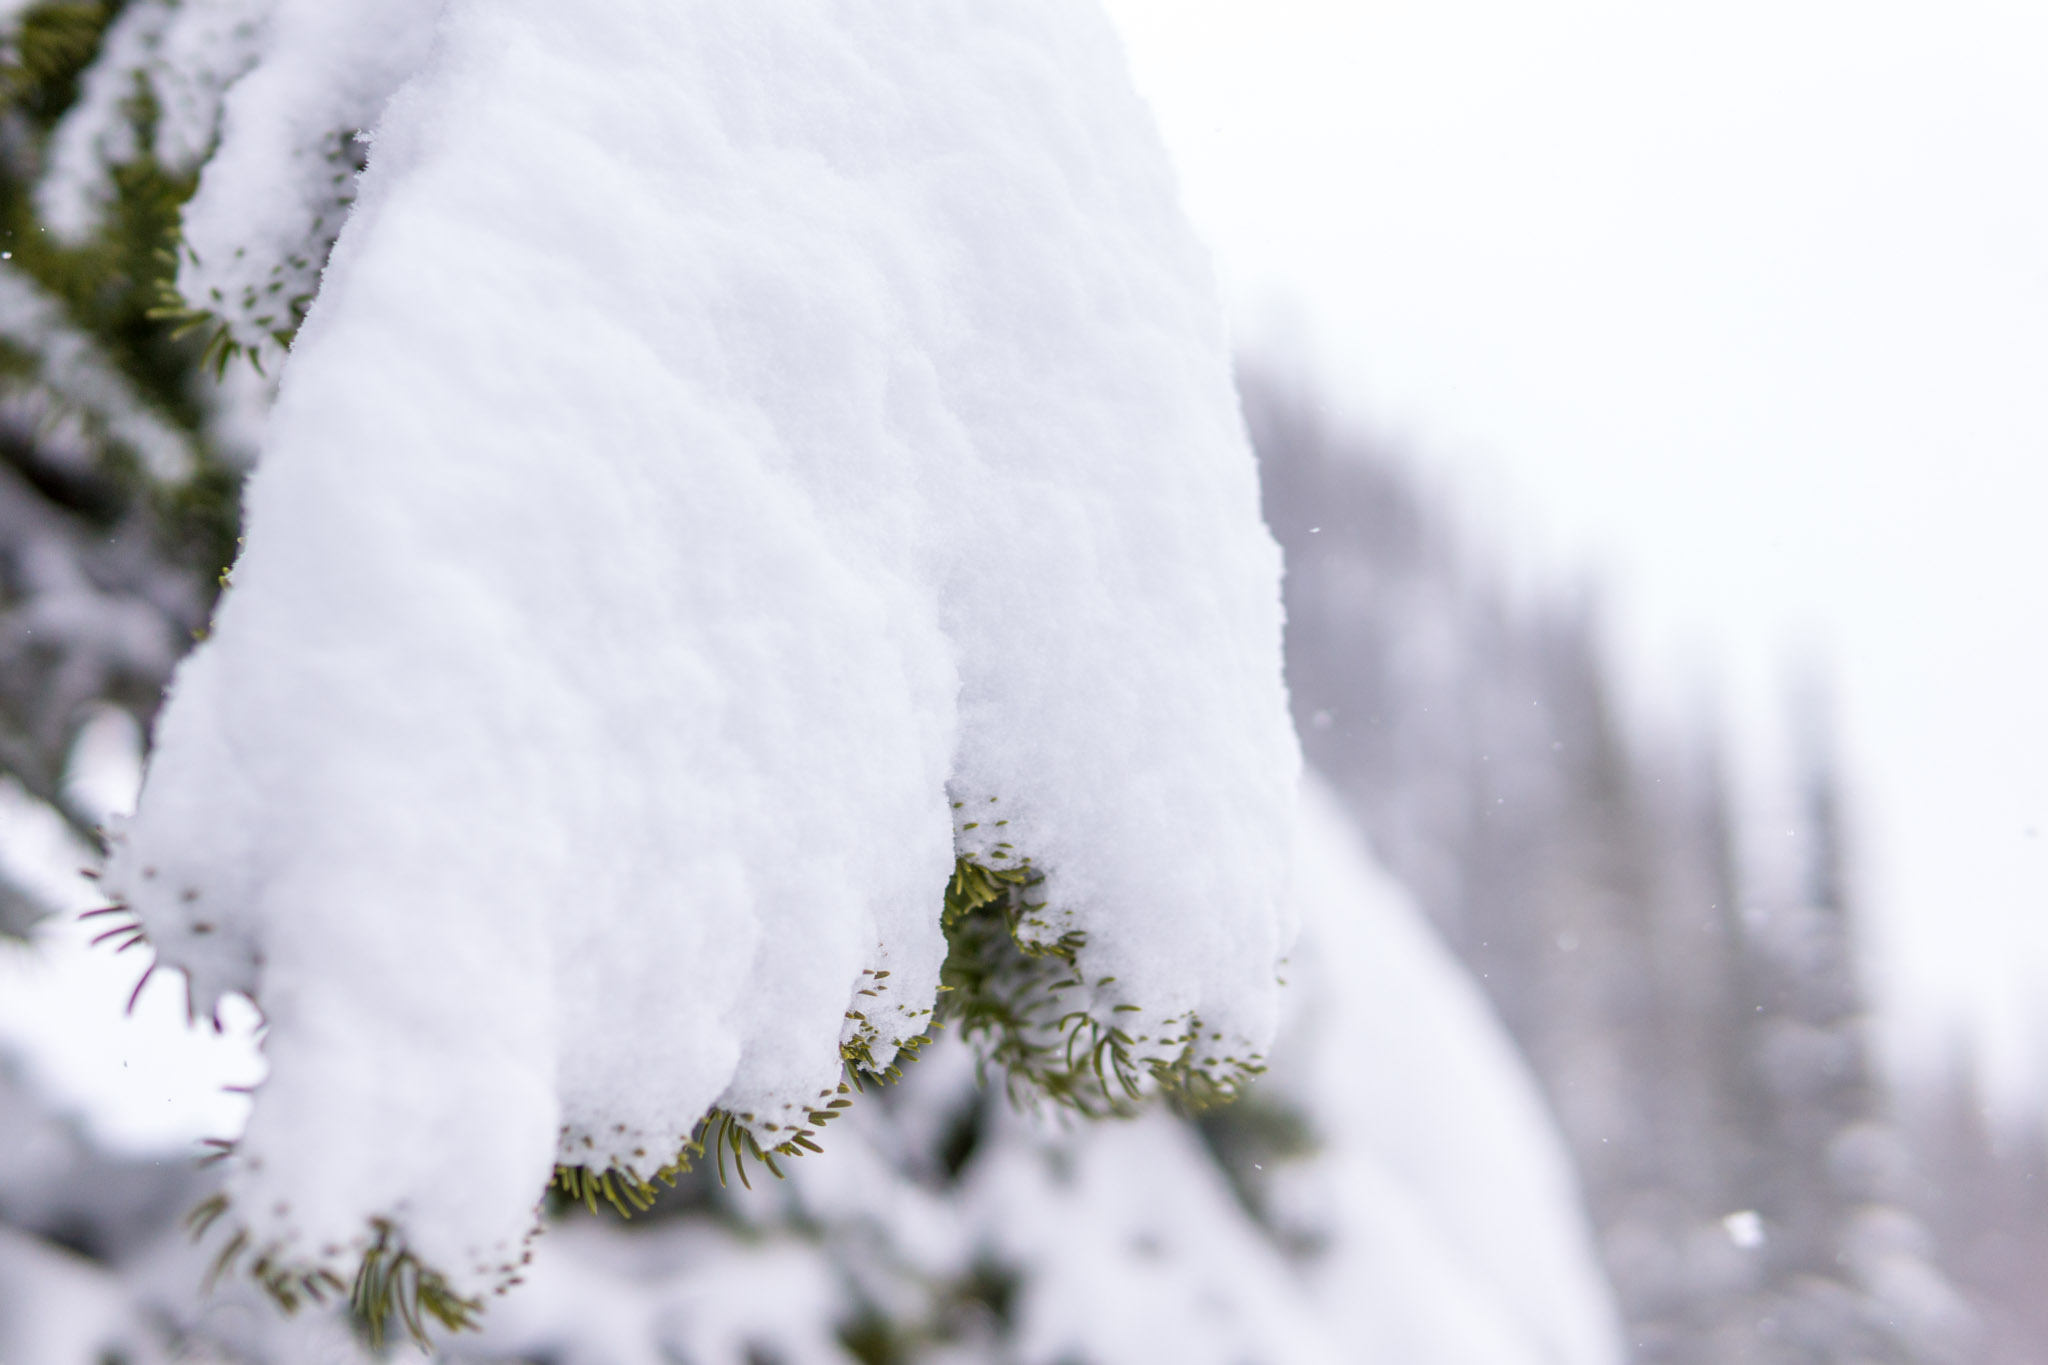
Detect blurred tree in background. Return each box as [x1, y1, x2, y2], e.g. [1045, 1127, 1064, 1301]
[1249, 367, 2042, 1365]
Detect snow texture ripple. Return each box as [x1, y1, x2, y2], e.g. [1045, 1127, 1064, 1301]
[98, 0, 1297, 1299]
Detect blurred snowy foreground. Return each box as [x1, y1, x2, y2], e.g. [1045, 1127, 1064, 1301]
[0, 780, 1621, 1365]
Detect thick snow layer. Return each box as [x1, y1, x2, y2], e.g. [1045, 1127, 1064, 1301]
[0, 785, 1617, 1363]
[472, 787, 1616, 1365]
[1270, 779, 1624, 1365]
[106, 0, 1295, 1296]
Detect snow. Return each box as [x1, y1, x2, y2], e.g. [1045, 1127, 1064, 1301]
[968, 1108, 1349, 1365]
[0, 751, 261, 1155]
[37, 0, 425, 361]
[0, 775, 1618, 1362]
[0, 873, 263, 1157]
[1266, 778, 1623, 1365]
[475, 1220, 856, 1365]
[36, 0, 272, 245]
[0, 1225, 145, 1365]
[466, 780, 1621, 1364]
[102, 0, 1294, 1299]
[31, 1, 164, 240]
[0, 265, 194, 481]
[177, 0, 433, 356]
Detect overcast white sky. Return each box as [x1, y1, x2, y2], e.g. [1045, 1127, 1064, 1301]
[1101, 0, 2048, 1113]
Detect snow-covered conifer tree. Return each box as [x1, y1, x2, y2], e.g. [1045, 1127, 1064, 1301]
[30, 0, 1303, 1339]
[0, 6, 1641, 1364]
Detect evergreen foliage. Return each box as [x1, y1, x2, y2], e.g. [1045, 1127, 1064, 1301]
[0, 0, 232, 887]
[941, 846, 1256, 1117]
[0, 12, 1273, 1342]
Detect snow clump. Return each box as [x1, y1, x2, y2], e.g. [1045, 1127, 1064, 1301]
[34, 0, 432, 366]
[93, 0, 1297, 1309]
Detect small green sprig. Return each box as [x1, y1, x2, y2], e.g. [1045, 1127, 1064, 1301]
[349, 1219, 482, 1348]
[185, 1193, 483, 1351]
[938, 804, 1264, 1116]
[552, 1098, 844, 1210]
[145, 245, 313, 379]
[2, 1, 109, 119]
[554, 976, 934, 1217]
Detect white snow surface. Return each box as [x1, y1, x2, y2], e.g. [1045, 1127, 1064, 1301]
[0, 1226, 148, 1365]
[1269, 779, 1624, 1365]
[0, 784, 1616, 1363]
[464, 784, 1624, 1364]
[104, 0, 1295, 1294]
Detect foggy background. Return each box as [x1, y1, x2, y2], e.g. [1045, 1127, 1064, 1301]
[1099, 1, 2048, 1357]
[1102, 0, 2048, 1114]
